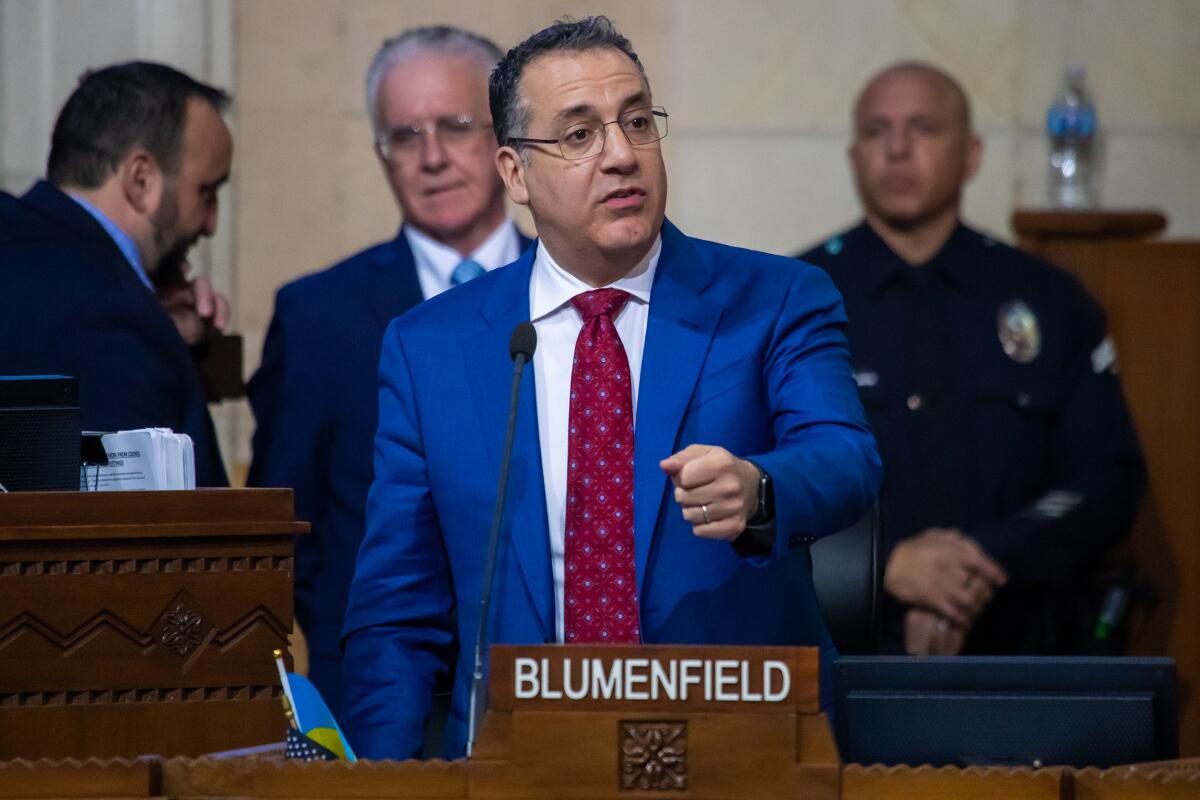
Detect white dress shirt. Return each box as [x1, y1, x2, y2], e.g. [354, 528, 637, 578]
[529, 236, 662, 642]
[405, 218, 522, 300]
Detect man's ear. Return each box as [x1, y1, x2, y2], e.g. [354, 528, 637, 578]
[118, 148, 164, 215]
[964, 133, 983, 183]
[495, 146, 530, 207]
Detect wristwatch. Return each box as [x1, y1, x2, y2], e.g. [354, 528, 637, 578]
[746, 461, 774, 526]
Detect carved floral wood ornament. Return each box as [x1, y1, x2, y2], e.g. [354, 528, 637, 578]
[620, 721, 688, 791]
[147, 590, 213, 657]
[158, 603, 207, 657]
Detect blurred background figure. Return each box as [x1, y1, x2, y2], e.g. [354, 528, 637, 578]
[245, 25, 531, 715]
[800, 62, 1145, 656]
[0, 61, 233, 486]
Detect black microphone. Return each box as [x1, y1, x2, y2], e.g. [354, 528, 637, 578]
[467, 321, 537, 756]
[509, 321, 537, 364]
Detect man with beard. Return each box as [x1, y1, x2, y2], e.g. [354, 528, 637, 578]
[800, 62, 1144, 656]
[0, 61, 234, 486]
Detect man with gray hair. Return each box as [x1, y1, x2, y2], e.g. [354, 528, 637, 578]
[247, 25, 531, 715]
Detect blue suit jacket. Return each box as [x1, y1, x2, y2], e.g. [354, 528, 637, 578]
[342, 220, 881, 759]
[246, 229, 531, 715]
[0, 181, 226, 486]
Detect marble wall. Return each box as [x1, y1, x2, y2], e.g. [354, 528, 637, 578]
[3, 1, 1198, 474]
[232, 0, 1200, 343]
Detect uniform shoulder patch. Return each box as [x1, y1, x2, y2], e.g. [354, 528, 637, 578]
[1092, 336, 1118, 374]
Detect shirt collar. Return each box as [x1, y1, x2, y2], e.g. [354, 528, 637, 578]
[856, 219, 977, 297]
[66, 193, 154, 290]
[529, 235, 661, 322]
[404, 218, 521, 281]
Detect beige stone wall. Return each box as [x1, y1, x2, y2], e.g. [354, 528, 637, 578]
[227, 0, 1200, 469]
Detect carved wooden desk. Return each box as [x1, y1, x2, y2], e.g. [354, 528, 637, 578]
[0, 489, 306, 760]
[2, 757, 1197, 799]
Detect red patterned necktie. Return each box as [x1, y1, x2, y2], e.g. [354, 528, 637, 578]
[564, 288, 640, 643]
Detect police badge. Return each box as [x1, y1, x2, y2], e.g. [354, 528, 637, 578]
[997, 300, 1041, 363]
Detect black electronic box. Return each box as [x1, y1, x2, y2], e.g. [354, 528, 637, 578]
[0, 375, 81, 491]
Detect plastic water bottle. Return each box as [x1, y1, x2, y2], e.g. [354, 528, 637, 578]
[1046, 66, 1098, 208]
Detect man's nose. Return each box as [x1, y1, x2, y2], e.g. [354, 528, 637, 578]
[885, 128, 911, 159]
[598, 122, 638, 172]
[420, 130, 450, 171]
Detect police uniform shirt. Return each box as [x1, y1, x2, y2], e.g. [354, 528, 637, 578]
[800, 222, 1145, 653]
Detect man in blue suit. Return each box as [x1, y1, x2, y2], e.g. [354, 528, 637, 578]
[247, 26, 531, 716]
[0, 62, 233, 486]
[342, 16, 881, 759]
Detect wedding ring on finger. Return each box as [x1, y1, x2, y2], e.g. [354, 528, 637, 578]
[701, 504, 711, 524]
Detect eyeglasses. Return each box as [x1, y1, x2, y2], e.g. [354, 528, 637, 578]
[507, 106, 669, 162]
[375, 113, 493, 160]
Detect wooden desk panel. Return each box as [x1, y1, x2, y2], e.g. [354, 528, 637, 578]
[0, 757, 157, 798]
[161, 756, 467, 799]
[1074, 762, 1200, 799]
[5, 757, 1194, 799]
[841, 765, 1064, 800]
[0, 489, 306, 760]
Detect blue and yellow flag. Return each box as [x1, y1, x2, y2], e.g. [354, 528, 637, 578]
[274, 651, 357, 762]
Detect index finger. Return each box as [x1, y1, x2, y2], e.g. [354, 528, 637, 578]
[957, 538, 1008, 586]
[659, 444, 712, 480]
[213, 293, 231, 332]
[192, 274, 215, 318]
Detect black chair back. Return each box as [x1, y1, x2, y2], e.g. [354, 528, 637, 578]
[810, 506, 880, 654]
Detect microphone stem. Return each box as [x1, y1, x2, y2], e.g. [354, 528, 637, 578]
[467, 352, 527, 756]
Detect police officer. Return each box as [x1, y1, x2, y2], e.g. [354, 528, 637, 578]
[800, 62, 1145, 656]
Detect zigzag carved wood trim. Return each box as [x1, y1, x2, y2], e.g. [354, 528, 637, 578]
[212, 605, 292, 648]
[0, 605, 291, 656]
[0, 611, 153, 651]
[0, 685, 282, 707]
[0, 554, 293, 577]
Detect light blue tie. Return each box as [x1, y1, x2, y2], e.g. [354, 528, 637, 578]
[451, 258, 486, 286]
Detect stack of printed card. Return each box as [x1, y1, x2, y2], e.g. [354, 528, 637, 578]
[81, 428, 195, 491]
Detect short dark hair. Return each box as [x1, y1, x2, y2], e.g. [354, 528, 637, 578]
[46, 61, 230, 189]
[489, 16, 646, 147]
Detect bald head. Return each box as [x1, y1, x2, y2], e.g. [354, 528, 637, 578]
[847, 61, 982, 238]
[855, 62, 972, 134]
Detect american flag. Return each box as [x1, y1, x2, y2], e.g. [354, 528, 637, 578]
[285, 727, 339, 761]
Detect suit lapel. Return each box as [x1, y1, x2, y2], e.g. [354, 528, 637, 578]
[633, 221, 722, 596]
[366, 231, 424, 330]
[455, 222, 721, 633]
[463, 248, 554, 639]
[368, 227, 533, 331]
